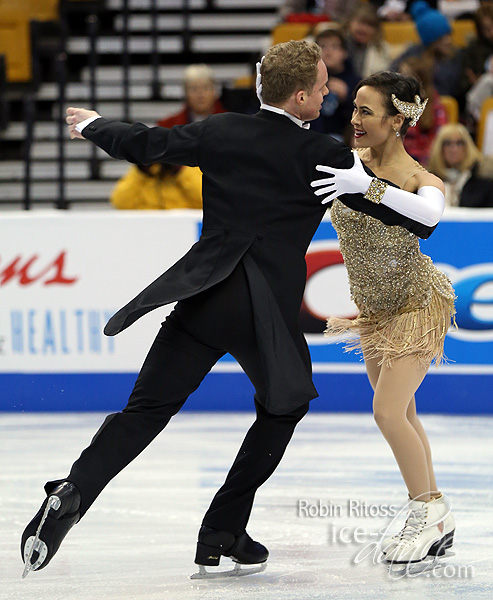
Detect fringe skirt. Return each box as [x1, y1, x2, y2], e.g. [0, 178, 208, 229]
[325, 287, 456, 369]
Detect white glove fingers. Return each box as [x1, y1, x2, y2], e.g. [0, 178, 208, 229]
[256, 57, 264, 104]
[310, 178, 334, 188]
[314, 186, 336, 196]
[315, 164, 339, 174]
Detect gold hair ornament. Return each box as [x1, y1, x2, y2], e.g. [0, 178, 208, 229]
[391, 94, 429, 127]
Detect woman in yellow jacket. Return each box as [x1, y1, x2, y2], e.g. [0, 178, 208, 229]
[110, 163, 203, 210]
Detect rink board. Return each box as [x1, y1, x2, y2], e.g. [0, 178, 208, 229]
[1, 209, 492, 414]
[2, 371, 492, 414]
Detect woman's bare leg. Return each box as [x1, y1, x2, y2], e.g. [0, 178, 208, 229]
[364, 353, 382, 392]
[406, 397, 439, 495]
[364, 352, 440, 499]
[371, 356, 432, 501]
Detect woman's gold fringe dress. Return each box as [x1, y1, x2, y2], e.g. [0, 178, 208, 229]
[326, 199, 456, 368]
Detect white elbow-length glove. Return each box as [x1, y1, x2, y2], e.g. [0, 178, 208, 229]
[311, 152, 445, 227]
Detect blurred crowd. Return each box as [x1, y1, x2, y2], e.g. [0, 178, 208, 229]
[112, 0, 493, 210]
[110, 64, 225, 210]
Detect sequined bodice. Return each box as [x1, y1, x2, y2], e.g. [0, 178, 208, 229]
[330, 199, 454, 316]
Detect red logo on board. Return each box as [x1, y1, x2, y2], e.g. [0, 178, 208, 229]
[0, 251, 78, 286]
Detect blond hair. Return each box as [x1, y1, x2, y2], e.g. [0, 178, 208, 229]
[184, 64, 215, 88]
[428, 123, 483, 178]
[260, 40, 321, 105]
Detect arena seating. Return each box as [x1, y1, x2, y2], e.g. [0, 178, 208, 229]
[0, 0, 280, 205]
[0, 1, 488, 206]
[440, 95, 459, 124]
[270, 18, 475, 50]
[0, 4, 33, 82]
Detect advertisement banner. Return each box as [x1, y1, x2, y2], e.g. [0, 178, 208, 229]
[1, 209, 492, 413]
[0, 211, 196, 374]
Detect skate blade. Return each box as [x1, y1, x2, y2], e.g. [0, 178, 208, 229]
[190, 561, 267, 580]
[388, 558, 440, 576]
[22, 495, 61, 579]
[385, 548, 456, 566]
[387, 551, 455, 577]
[22, 537, 48, 578]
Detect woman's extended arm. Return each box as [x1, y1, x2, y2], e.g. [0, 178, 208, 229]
[311, 152, 445, 227]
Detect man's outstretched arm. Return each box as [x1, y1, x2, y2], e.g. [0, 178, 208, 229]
[66, 107, 202, 167]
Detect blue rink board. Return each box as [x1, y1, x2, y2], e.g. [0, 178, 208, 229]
[1, 372, 491, 414]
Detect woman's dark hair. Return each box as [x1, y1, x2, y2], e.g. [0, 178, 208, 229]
[354, 71, 424, 136]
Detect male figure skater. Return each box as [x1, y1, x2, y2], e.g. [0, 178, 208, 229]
[21, 41, 434, 578]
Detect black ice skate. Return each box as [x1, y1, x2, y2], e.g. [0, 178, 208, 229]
[21, 481, 81, 578]
[190, 526, 268, 579]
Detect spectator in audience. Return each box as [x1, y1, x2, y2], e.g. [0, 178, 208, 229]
[278, 0, 360, 23]
[110, 163, 203, 210]
[342, 3, 392, 78]
[373, 0, 478, 22]
[368, 0, 439, 22]
[157, 64, 226, 129]
[110, 64, 225, 210]
[466, 54, 493, 130]
[428, 123, 493, 207]
[390, 1, 463, 99]
[459, 4, 493, 99]
[398, 54, 449, 165]
[310, 27, 361, 141]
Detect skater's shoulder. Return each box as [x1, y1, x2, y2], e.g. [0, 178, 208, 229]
[208, 112, 253, 124]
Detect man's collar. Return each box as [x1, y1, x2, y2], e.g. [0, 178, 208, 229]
[260, 103, 310, 129]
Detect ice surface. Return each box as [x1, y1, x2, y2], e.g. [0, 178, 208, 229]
[1, 412, 492, 600]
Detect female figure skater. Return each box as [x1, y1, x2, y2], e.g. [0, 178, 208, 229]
[311, 71, 456, 566]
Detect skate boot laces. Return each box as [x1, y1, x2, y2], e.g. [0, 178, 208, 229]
[397, 506, 428, 546]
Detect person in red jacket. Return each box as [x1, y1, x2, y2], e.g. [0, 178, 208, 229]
[111, 64, 227, 210]
[157, 64, 226, 128]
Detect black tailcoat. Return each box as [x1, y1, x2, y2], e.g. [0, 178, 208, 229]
[82, 110, 433, 414]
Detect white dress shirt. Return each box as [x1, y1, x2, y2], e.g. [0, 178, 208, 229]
[260, 103, 310, 129]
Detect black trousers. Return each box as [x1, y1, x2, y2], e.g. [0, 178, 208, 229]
[55, 263, 309, 536]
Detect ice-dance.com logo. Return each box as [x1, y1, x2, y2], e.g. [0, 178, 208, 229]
[297, 497, 475, 580]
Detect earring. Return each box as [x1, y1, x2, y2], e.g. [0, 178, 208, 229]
[393, 126, 400, 138]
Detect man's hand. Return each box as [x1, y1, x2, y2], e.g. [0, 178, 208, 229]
[66, 107, 100, 139]
[255, 56, 264, 105]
